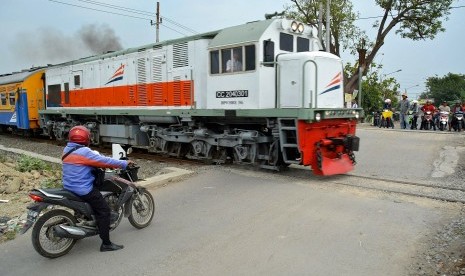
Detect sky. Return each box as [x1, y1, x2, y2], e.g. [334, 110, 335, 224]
[1, 0, 464, 99]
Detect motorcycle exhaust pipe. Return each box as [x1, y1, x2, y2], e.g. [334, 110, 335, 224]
[53, 225, 97, 239]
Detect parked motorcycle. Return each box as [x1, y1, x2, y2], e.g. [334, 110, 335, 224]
[438, 111, 449, 131]
[20, 160, 154, 258]
[451, 110, 464, 131]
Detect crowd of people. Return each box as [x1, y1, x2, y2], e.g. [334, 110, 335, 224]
[373, 94, 465, 131]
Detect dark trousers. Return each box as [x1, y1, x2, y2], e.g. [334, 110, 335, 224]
[79, 188, 111, 245]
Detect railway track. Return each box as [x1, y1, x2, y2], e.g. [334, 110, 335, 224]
[324, 173, 465, 204]
[2, 132, 464, 203]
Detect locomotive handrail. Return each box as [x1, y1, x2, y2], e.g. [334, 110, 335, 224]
[303, 60, 318, 109]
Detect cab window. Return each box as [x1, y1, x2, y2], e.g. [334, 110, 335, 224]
[210, 44, 255, 75]
[245, 45, 256, 71]
[297, 37, 309, 52]
[280, 33, 293, 52]
[210, 51, 220, 74]
[263, 40, 275, 67]
[222, 47, 242, 73]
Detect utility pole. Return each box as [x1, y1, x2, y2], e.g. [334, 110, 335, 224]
[150, 2, 161, 42]
[318, 3, 323, 44]
[325, 0, 331, 53]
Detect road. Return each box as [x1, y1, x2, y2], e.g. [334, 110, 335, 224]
[1, 127, 464, 276]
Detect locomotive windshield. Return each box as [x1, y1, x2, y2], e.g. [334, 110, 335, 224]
[280, 32, 310, 52]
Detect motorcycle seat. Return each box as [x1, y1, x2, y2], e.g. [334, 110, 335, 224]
[40, 188, 84, 202]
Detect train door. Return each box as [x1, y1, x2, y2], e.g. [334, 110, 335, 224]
[15, 89, 30, 129]
[64, 82, 70, 105]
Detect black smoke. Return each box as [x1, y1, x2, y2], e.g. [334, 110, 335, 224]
[9, 23, 123, 69]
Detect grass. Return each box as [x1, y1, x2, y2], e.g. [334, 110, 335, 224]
[15, 155, 52, 172]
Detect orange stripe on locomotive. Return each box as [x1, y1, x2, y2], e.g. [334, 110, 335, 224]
[51, 80, 193, 107]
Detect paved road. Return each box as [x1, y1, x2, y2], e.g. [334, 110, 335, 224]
[0, 127, 463, 275]
[352, 126, 465, 184]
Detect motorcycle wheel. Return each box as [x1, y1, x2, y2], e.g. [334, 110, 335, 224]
[31, 209, 77, 258]
[458, 122, 462, 132]
[128, 188, 155, 229]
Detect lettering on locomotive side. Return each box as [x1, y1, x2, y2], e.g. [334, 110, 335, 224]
[215, 90, 249, 98]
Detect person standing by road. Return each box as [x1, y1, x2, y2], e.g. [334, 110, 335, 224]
[398, 93, 410, 129]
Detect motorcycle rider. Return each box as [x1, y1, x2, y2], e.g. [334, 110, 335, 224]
[381, 99, 394, 128]
[383, 98, 392, 110]
[409, 100, 420, 129]
[62, 125, 134, 252]
[420, 99, 436, 130]
[437, 101, 450, 130]
[450, 101, 464, 131]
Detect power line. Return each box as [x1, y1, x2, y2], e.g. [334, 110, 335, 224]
[76, 0, 197, 34]
[48, 0, 196, 36]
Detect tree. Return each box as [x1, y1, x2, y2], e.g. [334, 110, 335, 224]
[286, 0, 453, 94]
[422, 73, 465, 105]
[346, 62, 400, 113]
[286, 0, 364, 56]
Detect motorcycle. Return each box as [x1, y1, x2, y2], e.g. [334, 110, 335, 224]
[379, 109, 394, 129]
[438, 111, 449, 131]
[452, 110, 464, 131]
[423, 111, 434, 130]
[20, 161, 155, 258]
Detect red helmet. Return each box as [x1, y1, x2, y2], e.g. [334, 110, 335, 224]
[68, 126, 90, 145]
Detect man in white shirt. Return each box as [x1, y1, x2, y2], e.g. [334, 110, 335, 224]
[226, 53, 242, 72]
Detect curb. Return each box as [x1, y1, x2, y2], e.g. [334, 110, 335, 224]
[0, 145, 194, 187]
[138, 167, 194, 189]
[0, 145, 62, 164]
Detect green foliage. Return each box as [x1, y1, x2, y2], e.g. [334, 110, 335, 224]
[423, 73, 465, 106]
[16, 155, 51, 172]
[346, 62, 400, 114]
[285, 0, 368, 56]
[381, 0, 454, 40]
[285, 0, 454, 93]
[4, 231, 16, 240]
[40, 178, 62, 189]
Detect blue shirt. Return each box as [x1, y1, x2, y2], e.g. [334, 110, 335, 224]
[62, 142, 128, 196]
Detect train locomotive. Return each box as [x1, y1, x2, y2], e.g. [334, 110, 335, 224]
[4, 18, 361, 175]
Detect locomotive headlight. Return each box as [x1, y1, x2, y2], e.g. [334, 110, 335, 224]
[355, 112, 360, 119]
[291, 21, 298, 32]
[315, 112, 321, 122]
[297, 23, 304, 33]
